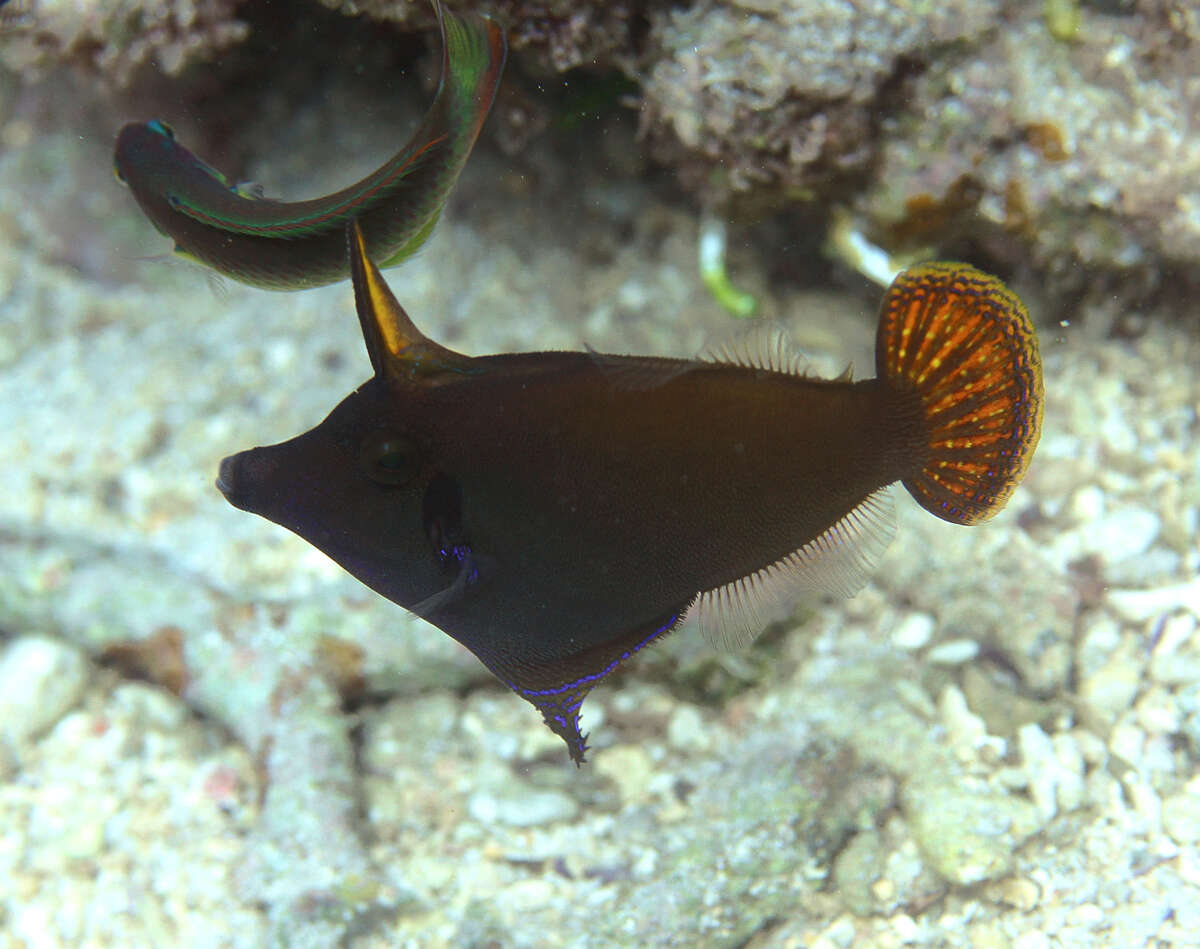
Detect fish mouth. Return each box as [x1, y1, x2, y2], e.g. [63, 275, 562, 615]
[216, 444, 295, 516]
[215, 453, 247, 509]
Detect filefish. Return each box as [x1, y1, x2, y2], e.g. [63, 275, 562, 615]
[112, 1, 505, 290]
[218, 221, 1044, 763]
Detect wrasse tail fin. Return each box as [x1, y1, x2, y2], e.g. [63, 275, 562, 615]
[435, 0, 507, 143]
[877, 262, 1044, 525]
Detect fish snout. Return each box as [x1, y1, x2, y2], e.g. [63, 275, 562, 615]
[216, 443, 304, 517]
[215, 454, 242, 505]
[215, 451, 265, 512]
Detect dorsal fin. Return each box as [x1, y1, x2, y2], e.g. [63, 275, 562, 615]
[347, 218, 475, 384]
[584, 346, 700, 392]
[700, 321, 810, 376]
[686, 489, 896, 651]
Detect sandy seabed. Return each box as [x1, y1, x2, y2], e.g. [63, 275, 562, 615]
[1, 49, 1198, 949]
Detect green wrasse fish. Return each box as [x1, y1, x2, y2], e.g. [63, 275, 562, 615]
[218, 222, 1044, 763]
[113, 1, 505, 290]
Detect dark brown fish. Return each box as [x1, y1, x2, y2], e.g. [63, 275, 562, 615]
[217, 222, 1043, 763]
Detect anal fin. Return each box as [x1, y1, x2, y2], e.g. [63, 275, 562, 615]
[687, 489, 896, 651]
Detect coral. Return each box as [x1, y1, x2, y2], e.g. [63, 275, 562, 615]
[495, 0, 639, 72]
[639, 0, 1001, 198]
[638, 0, 1200, 283]
[0, 0, 248, 86]
[8, 0, 1199, 282]
[857, 3, 1200, 288]
[313, 0, 643, 74]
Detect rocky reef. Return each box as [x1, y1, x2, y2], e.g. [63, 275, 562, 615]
[5, 0, 1198, 299]
[4, 0, 1195, 302]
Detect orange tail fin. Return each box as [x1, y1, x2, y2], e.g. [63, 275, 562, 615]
[877, 262, 1044, 525]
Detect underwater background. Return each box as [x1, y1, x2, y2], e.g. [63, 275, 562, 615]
[1, 1, 1198, 946]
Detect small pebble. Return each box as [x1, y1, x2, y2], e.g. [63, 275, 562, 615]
[902, 782, 1040, 885]
[1067, 484, 1105, 522]
[813, 914, 857, 949]
[1018, 724, 1060, 822]
[966, 920, 1012, 949]
[666, 703, 710, 753]
[926, 639, 979, 665]
[630, 846, 659, 880]
[871, 877, 896, 901]
[895, 678, 936, 719]
[1162, 791, 1200, 846]
[1072, 728, 1109, 766]
[940, 685, 989, 759]
[888, 913, 918, 941]
[1079, 639, 1141, 724]
[1153, 612, 1196, 660]
[1135, 686, 1182, 735]
[594, 744, 654, 805]
[112, 681, 187, 732]
[1099, 412, 1137, 456]
[1108, 579, 1200, 623]
[1069, 903, 1106, 928]
[1109, 721, 1146, 766]
[467, 786, 577, 827]
[1013, 930, 1050, 949]
[988, 876, 1041, 911]
[1051, 733, 1086, 812]
[1177, 846, 1200, 887]
[503, 879, 556, 911]
[1149, 613, 1199, 685]
[0, 635, 89, 745]
[891, 613, 935, 650]
[1123, 775, 1163, 832]
[1078, 612, 1121, 672]
[1078, 507, 1160, 561]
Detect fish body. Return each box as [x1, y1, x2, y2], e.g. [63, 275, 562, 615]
[218, 223, 1044, 763]
[113, 1, 505, 290]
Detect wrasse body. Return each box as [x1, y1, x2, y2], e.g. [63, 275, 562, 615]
[113, 1, 505, 290]
[218, 223, 1044, 763]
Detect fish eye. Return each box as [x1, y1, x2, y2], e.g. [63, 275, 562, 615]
[360, 431, 419, 486]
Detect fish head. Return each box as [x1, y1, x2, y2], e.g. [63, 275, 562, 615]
[216, 375, 459, 610]
[114, 120, 241, 242]
[215, 222, 695, 762]
[216, 220, 493, 616]
[114, 120, 178, 189]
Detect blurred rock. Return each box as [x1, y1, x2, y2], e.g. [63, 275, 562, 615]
[0, 0, 248, 86]
[641, 0, 998, 196]
[0, 635, 88, 746]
